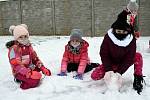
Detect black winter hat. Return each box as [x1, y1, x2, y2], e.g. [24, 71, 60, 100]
[117, 10, 131, 21]
[111, 19, 131, 31]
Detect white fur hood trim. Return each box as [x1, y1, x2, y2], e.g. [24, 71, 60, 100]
[107, 29, 133, 47]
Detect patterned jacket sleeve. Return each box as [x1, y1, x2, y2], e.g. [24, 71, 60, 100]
[29, 46, 43, 69]
[8, 46, 30, 76]
[77, 46, 88, 74]
[61, 45, 69, 72]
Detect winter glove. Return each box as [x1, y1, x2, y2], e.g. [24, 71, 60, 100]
[133, 74, 145, 95]
[73, 74, 83, 80]
[57, 72, 67, 76]
[40, 66, 51, 76]
[134, 31, 140, 38]
[30, 71, 42, 79]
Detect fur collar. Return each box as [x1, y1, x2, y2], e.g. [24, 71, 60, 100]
[107, 29, 133, 47]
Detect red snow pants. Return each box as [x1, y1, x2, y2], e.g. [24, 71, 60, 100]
[91, 52, 143, 80]
[15, 73, 40, 89]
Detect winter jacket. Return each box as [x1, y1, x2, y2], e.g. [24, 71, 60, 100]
[100, 29, 136, 74]
[61, 40, 90, 74]
[8, 41, 43, 76]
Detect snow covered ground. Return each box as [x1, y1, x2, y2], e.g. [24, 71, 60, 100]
[0, 36, 150, 100]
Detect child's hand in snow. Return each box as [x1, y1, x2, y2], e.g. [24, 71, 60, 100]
[73, 74, 83, 80]
[57, 72, 67, 76]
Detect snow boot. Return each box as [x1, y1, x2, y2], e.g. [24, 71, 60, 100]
[14, 78, 22, 84]
[133, 74, 144, 94]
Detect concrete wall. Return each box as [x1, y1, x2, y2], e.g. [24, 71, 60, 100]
[0, 0, 149, 36]
[139, 0, 150, 35]
[55, 0, 92, 36]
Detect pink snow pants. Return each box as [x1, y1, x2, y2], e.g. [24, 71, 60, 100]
[91, 52, 143, 80]
[15, 73, 40, 89]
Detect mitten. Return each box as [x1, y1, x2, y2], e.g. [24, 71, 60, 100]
[57, 72, 67, 76]
[133, 74, 145, 95]
[40, 66, 51, 76]
[73, 74, 83, 80]
[30, 71, 42, 79]
[134, 31, 140, 38]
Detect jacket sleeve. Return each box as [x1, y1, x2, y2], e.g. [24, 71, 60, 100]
[9, 47, 21, 66]
[29, 46, 43, 69]
[8, 47, 30, 76]
[118, 38, 136, 74]
[77, 47, 88, 74]
[133, 16, 139, 32]
[61, 46, 69, 72]
[100, 35, 113, 72]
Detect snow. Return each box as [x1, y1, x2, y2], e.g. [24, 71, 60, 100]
[0, 36, 150, 100]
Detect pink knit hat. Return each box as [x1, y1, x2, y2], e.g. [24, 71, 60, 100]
[9, 24, 29, 40]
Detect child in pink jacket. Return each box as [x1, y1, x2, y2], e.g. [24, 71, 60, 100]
[57, 29, 99, 80]
[6, 24, 51, 89]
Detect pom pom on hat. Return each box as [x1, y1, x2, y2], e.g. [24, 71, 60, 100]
[127, 0, 139, 13]
[9, 24, 29, 40]
[9, 25, 16, 34]
[70, 29, 83, 42]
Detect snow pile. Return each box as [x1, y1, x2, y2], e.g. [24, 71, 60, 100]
[0, 36, 150, 100]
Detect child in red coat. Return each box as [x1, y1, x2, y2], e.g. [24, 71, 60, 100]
[57, 29, 99, 80]
[6, 24, 51, 89]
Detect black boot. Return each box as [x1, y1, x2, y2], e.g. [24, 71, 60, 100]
[14, 78, 22, 84]
[133, 74, 144, 94]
